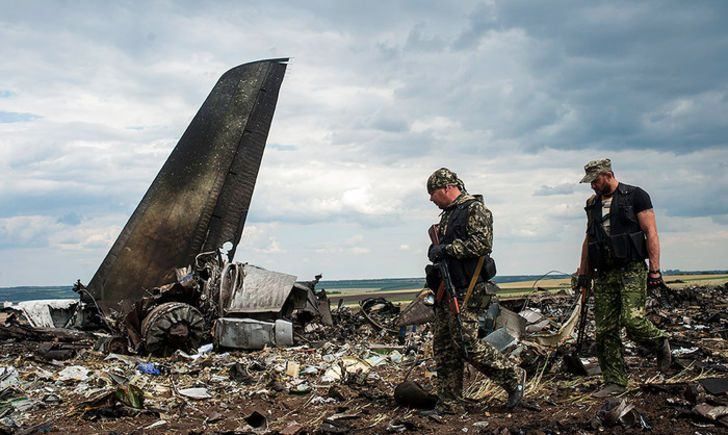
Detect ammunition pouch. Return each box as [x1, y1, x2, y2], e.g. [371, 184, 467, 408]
[424, 264, 441, 292]
[629, 231, 648, 259]
[589, 231, 647, 271]
[587, 240, 606, 270]
[482, 255, 497, 281]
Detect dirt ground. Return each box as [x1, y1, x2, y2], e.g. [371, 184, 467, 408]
[2, 283, 727, 434]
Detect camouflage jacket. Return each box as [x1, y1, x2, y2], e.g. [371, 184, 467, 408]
[437, 193, 493, 259]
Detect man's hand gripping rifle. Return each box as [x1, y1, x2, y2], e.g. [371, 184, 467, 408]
[428, 224, 468, 358]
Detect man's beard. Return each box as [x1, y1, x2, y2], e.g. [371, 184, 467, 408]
[594, 184, 612, 196]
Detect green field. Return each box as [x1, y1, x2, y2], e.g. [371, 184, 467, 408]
[329, 273, 728, 307]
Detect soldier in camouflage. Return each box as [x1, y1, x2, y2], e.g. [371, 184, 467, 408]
[426, 168, 526, 412]
[576, 159, 672, 398]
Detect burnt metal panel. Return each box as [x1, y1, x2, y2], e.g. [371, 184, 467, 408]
[219, 264, 297, 315]
[87, 58, 288, 308]
[212, 318, 293, 350]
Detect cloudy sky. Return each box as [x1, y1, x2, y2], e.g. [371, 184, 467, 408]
[1, 1, 727, 286]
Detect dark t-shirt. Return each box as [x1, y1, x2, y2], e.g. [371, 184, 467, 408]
[630, 185, 653, 214]
[584, 184, 653, 234]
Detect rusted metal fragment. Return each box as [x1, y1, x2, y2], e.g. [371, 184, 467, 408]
[87, 58, 289, 309]
[396, 289, 435, 327]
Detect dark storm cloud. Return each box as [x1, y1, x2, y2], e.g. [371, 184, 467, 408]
[655, 181, 728, 219]
[449, 0, 728, 153]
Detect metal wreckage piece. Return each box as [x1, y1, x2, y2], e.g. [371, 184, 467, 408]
[68, 58, 332, 356]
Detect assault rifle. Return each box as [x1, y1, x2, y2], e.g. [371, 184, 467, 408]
[428, 224, 468, 358]
[563, 276, 592, 375]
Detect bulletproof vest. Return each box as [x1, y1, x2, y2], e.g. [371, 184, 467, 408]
[441, 197, 490, 289]
[585, 183, 648, 271]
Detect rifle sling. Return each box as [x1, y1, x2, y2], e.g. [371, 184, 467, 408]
[462, 256, 485, 308]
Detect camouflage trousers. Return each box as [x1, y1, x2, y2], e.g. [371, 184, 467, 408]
[594, 261, 667, 387]
[432, 297, 520, 400]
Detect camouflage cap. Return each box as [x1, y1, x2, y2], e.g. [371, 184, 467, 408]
[427, 168, 465, 194]
[579, 158, 612, 183]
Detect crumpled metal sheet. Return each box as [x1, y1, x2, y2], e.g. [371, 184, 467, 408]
[220, 263, 297, 314]
[13, 299, 78, 328]
[494, 306, 526, 339]
[86, 58, 288, 309]
[531, 299, 582, 348]
[483, 327, 518, 353]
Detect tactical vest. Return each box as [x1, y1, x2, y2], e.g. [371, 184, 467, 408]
[441, 198, 492, 289]
[585, 183, 648, 271]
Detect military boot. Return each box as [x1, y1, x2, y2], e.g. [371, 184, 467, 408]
[656, 337, 672, 373]
[505, 368, 526, 409]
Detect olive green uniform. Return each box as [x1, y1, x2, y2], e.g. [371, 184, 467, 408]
[431, 193, 520, 400]
[593, 261, 667, 386]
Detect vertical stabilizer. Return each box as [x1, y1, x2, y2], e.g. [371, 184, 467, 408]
[87, 58, 288, 307]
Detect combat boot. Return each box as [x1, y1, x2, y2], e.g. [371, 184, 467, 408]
[656, 337, 672, 373]
[505, 367, 526, 409]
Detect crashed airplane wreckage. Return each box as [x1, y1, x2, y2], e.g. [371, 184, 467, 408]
[23, 58, 332, 355]
[6, 58, 585, 363]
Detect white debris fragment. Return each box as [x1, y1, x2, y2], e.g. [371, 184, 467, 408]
[144, 420, 168, 430]
[388, 350, 403, 363]
[178, 387, 212, 399]
[58, 365, 90, 382]
[0, 366, 19, 389]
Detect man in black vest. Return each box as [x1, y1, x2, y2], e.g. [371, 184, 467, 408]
[575, 159, 671, 398]
[426, 168, 525, 412]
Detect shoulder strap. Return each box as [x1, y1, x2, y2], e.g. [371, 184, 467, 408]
[462, 255, 485, 307]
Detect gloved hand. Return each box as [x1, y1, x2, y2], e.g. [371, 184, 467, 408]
[576, 274, 591, 289]
[647, 270, 666, 290]
[428, 244, 448, 263]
